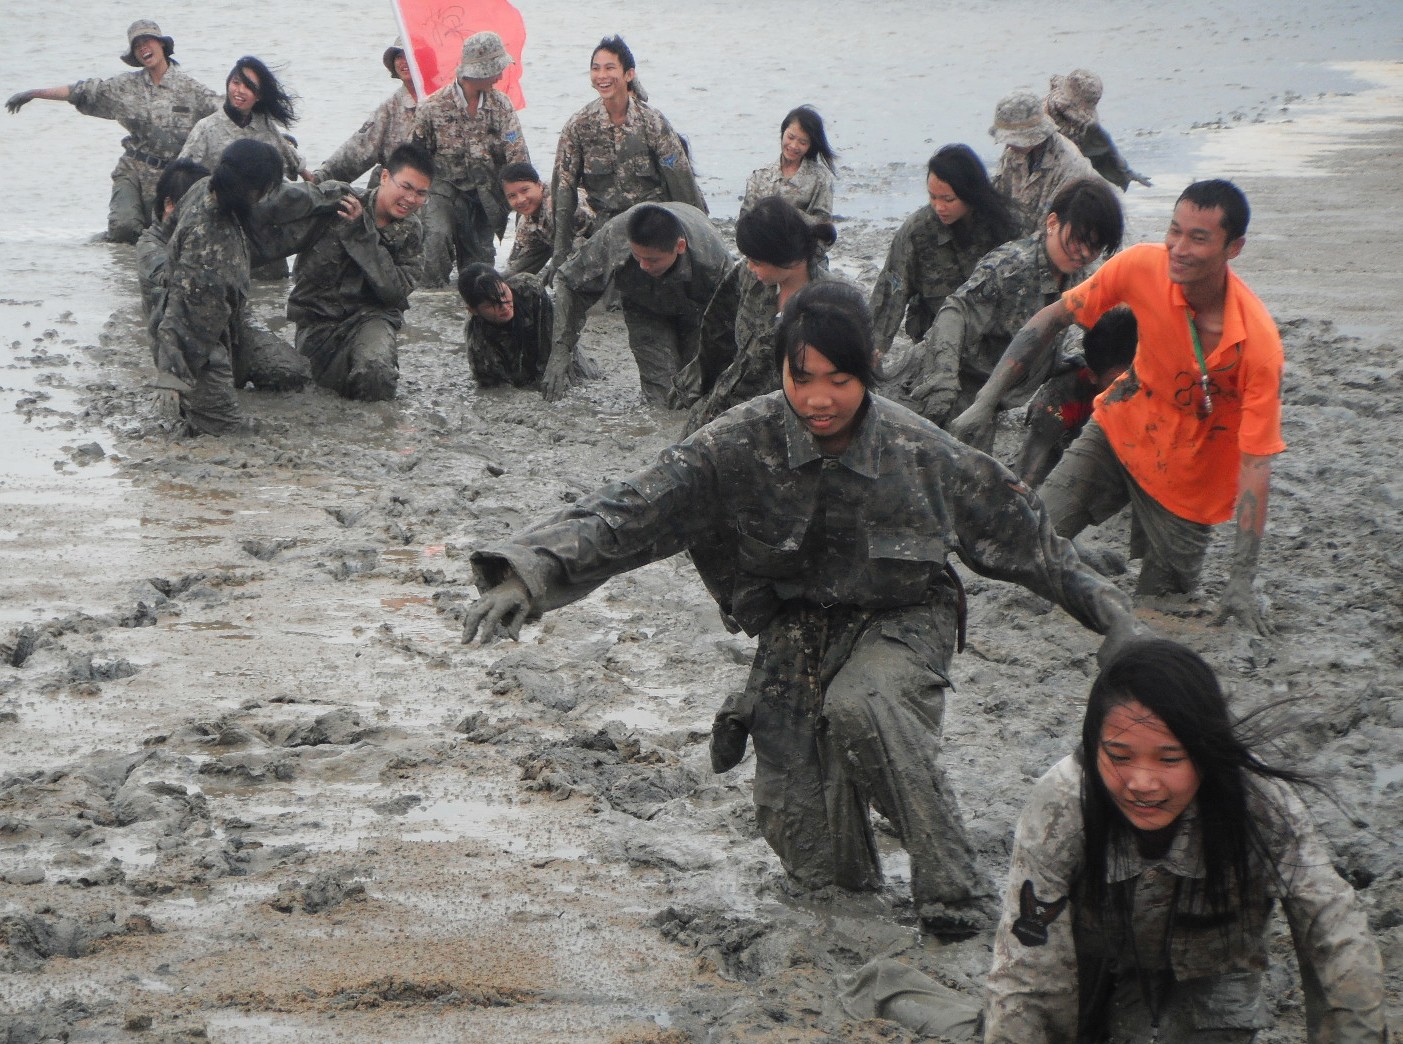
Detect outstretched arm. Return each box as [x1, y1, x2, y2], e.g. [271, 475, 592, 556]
[6, 85, 71, 111]
[948, 299, 1077, 443]
[1214, 452, 1274, 635]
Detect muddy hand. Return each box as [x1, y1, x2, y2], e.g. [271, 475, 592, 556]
[540, 352, 573, 402]
[337, 193, 363, 222]
[1129, 170, 1153, 188]
[6, 90, 36, 113]
[948, 402, 993, 445]
[1213, 575, 1275, 636]
[462, 576, 531, 645]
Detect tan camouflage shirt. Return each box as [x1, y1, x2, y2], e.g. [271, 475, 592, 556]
[992, 131, 1097, 235]
[740, 156, 834, 223]
[179, 107, 304, 178]
[986, 755, 1388, 1043]
[411, 83, 528, 194]
[550, 95, 707, 261]
[315, 85, 418, 184]
[506, 188, 554, 276]
[68, 66, 218, 161]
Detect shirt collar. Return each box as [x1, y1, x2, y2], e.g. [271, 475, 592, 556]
[781, 392, 882, 478]
[1106, 802, 1205, 882]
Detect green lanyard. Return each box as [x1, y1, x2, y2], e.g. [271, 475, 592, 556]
[1183, 307, 1213, 415]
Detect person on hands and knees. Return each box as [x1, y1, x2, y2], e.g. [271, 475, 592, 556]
[951, 180, 1283, 634]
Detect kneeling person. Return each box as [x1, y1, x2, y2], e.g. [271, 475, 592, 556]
[290, 143, 432, 401]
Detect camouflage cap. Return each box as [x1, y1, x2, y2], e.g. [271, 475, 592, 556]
[990, 89, 1058, 148]
[121, 19, 174, 68]
[457, 31, 513, 80]
[1048, 69, 1103, 126]
[383, 38, 406, 78]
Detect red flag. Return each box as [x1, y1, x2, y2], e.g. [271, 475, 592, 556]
[391, 0, 527, 108]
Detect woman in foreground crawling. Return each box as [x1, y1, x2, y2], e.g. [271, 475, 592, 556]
[984, 639, 1387, 1042]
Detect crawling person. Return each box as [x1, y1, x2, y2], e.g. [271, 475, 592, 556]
[462, 281, 1144, 938]
[985, 638, 1388, 1042]
[1016, 306, 1136, 488]
[458, 263, 594, 390]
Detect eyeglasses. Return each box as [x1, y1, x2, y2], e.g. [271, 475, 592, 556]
[389, 175, 430, 200]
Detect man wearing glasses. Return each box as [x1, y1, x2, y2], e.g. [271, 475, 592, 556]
[289, 143, 434, 401]
[951, 179, 1282, 636]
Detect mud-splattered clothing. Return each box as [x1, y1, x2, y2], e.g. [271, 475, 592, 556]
[681, 259, 847, 433]
[740, 156, 834, 223]
[992, 132, 1097, 235]
[869, 206, 1014, 355]
[288, 186, 424, 401]
[1060, 243, 1285, 525]
[1016, 360, 1098, 487]
[68, 66, 219, 242]
[985, 755, 1388, 1044]
[910, 233, 1091, 438]
[313, 85, 417, 185]
[412, 83, 528, 283]
[553, 202, 734, 405]
[549, 96, 707, 263]
[464, 272, 552, 387]
[179, 105, 305, 179]
[505, 189, 553, 277]
[471, 393, 1135, 916]
[1059, 119, 1138, 192]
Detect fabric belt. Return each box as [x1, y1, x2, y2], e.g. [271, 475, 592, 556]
[124, 147, 171, 170]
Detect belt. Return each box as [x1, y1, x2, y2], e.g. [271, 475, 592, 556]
[124, 147, 170, 170]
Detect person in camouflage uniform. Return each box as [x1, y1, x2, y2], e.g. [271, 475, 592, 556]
[542, 202, 735, 405]
[411, 32, 529, 286]
[312, 41, 419, 186]
[900, 178, 1123, 449]
[499, 162, 554, 277]
[986, 639, 1388, 1043]
[739, 105, 837, 224]
[548, 35, 706, 274]
[179, 56, 308, 181]
[463, 282, 1142, 937]
[458, 264, 551, 387]
[870, 144, 1022, 356]
[1045, 70, 1152, 194]
[990, 90, 1098, 236]
[6, 19, 218, 244]
[678, 195, 839, 433]
[288, 144, 431, 402]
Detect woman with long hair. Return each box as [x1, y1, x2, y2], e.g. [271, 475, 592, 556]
[869, 143, 1019, 355]
[547, 34, 706, 274]
[740, 105, 837, 224]
[985, 638, 1387, 1042]
[179, 56, 309, 181]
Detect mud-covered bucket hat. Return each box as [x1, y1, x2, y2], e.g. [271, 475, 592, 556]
[456, 32, 513, 80]
[990, 89, 1058, 148]
[121, 20, 174, 68]
[1048, 69, 1104, 126]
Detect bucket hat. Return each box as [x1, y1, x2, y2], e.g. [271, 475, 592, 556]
[990, 90, 1057, 148]
[121, 19, 174, 67]
[457, 32, 513, 80]
[1048, 69, 1103, 127]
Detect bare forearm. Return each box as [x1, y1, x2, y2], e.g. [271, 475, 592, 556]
[971, 301, 1074, 412]
[1229, 454, 1272, 581]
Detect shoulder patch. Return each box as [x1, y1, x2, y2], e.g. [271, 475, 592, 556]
[1011, 879, 1068, 946]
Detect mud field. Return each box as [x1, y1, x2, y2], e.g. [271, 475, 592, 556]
[2, 99, 1401, 1042]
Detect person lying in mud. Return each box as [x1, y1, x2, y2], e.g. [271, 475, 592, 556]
[985, 638, 1388, 1042]
[952, 179, 1281, 634]
[458, 263, 596, 390]
[462, 280, 1143, 938]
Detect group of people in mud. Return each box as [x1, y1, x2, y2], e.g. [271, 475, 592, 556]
[9, 18, 1390, 1042]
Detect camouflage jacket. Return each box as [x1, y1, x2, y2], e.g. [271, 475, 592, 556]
[464, 272, 552, 387]
[411, 83, 528, 196]
[869, 205, 1013, 355]
[155, 187, 251, 372]
[287, 186, 423, 328]
[315, 85, 417, 184]
[470, 392, 1133, 639]
[179, 106, 304, 178]
[135, 214, 174, 331]
[553, 202, 733, 355]
[505, 188, 554, 276]
[992, 132, 1097, 235]
[68, 66, 218, 162]
[918, 233, 1092, 412]
[550, 95, 707, 261]
[986, 755, 1388, 1043]
[740, 156, 834, 223]
[1061, 120, 1136, 192]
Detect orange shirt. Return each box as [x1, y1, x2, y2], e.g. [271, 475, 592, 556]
[1062, 244, 1285, 525]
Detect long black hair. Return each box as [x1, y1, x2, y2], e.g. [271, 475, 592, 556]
[736, 195, 835, 268]
[927, 143, 1020, 249]
[227, 56, 297, 127]
[1079, 639, 1310, 924]
[781, 105, 836, 173]
[774, 281, 876, 388]
[210, 139, 283, 227]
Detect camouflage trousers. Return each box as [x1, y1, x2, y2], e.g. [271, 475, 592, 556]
[107, 154, 162, 245]
[297, 313, 399, 402]
[715, 599, 987, 917]
[421, 182, 502, 287]
[1040, 420, 1212, 596]
[175, 317, 308, 435]
[622, 308, 698, 407]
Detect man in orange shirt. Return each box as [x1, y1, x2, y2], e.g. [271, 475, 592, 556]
[951, 180, 1282, 635]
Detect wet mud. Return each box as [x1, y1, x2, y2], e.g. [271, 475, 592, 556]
[2, 104, 1402, 1044]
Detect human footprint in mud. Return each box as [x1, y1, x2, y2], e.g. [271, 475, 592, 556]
[462, 281, 1145, 937]
[985, 639, 1388, 1042]
[952, 180, 1282, 634]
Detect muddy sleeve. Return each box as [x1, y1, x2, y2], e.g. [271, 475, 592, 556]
[651, 114, 708, 215]
[317, 107, 387, 184]
[550, 124, 583, 261]
[471, 442, 716, 611]
[869, 222, 915, 355]
[247, 180, 348, 264]
[693, 262, 745, 393]
[985, 757, 1083, 1043]
[944, 447, 1134, 635]
[339, 210, 418, 310]
[159, 236, 235, 372]
[67, 76, 126, 121]
[1268, 785, 1388, 1042]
